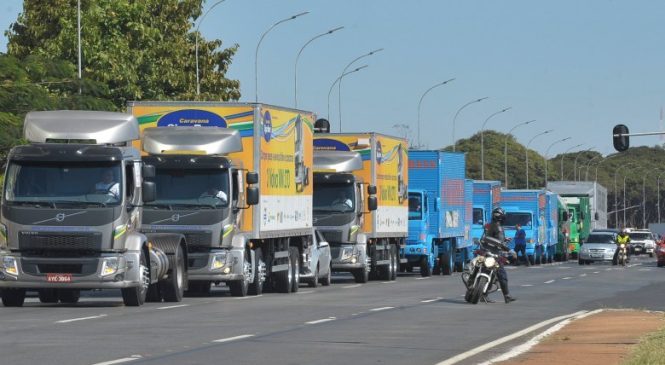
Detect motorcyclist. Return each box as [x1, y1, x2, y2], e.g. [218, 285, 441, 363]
[613, 228, 631, 265]
[483, 207, 516, 303]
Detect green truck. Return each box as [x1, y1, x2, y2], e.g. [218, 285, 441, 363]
[561, 196, 590, 258]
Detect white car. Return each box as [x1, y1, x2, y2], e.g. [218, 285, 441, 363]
[299, 229, 332, 287]
[579, 232, 618, 264]
[628, 230, 656, 257]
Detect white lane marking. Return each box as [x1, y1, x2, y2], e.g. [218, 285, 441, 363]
[593, 271, 600, 274]
[56, 314, 107, 324]
[381, 281, 396, 284]
[605, 268, 612, 271]
[91, 355, 142, 365]
[476, 309, 602, 365]
[520, 284, 533, 287]
[557, 266, 571, 269]
[579, 274, 587, 277]
[639, 268, 652, 272]
[235, 295, 263, 300]
[296, 290, 314, 295]
[544, 280, 555, 284]
[306, 317, 336, 325]
[421, 297, 442, 303]
[343, 284, 362, 289]
[212, 334, 255, 343]
[562, 277, 573, 280]
[157, 304, 189, 310]
[415, 277, 431, 280]
[435, 310, 587, 365]
[370, 306, 395, 312]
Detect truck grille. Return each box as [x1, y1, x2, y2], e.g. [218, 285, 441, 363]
[37, 264, 83, 274]
[320, 230, 344, 243]
[183, 232, 213, 247]
[19, 232, 103, 252]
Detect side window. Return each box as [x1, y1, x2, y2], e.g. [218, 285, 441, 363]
[424, 195, 429, 214]
[125, 162, 135, 201]
[232, 170, 240, 208]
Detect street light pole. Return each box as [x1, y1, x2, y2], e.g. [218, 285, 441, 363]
[294, 26, 344, 108]
[573, 148, 595, 181]
[480, 107, 511, 180]
[326, 65, 368, 121]
[595, 154, 618, 182]
[583, 155, 602, 181]
[526, 129, 553, 189]
[452, 97, 488, 152]
[544, 137, 571, 185]
[77, 0, 82, 94]
[195, 0, 228, 96]
[338, 48, 384, 132]
[504, 120, 536, 188]
[560, 144, 584, 181]
[255, 11, 309, 102]
[416, 78, 455, 149]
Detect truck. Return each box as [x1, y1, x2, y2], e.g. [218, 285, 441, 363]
[542, 191, 561, 264]
[0, 111, 187, 307]
[312, 122, 408, 283]
[500, 189, 549, 265]
[555, 196, 571, 261]
[471, 180, 502, 244]
[129, 102, 315, 295]
[405, 151, 471, 276]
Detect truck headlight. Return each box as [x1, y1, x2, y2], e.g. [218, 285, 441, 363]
[101, 257, 121, 277]
[211, 252, 230, 271]
[2, 256, 18, 276]
[484, 257, 496, 268]
[0, 223, 7, 248]
[341, 246, 360, 263]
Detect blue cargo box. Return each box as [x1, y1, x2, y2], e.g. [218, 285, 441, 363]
[471, 180, 502, 241]
[500, 189, 547, 252]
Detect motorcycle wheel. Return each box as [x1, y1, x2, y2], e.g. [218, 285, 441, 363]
[469, 276, 487, 305]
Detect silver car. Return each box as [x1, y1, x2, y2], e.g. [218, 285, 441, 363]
[579, 232, 618, 264]
[299, 229, 332, 287]
[628, 230, 656, 257]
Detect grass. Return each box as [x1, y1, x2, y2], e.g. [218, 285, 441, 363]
[623, 318, 665, 365]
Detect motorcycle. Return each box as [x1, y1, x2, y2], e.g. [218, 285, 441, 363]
[462, 236, 509, 304]
[617, 243, 628, 266]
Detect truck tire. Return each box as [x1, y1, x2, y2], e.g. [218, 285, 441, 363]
[308, 264, 320, 288]
[38, 289, 59, 303]
[161, 244, 186, 302]
[2, 288, 26, 307]
[352, 266, 369, 283]
[58, 289, 80, 304]
[249, 248, 264, 295]
[290, 247, 300, 293]
[122, 250, 149, 306]
[420, 256, 432, 277]
[146, 284, 162, 302]
[230, 249, 252, 297]
[274, 247, 293, 294]
[390, 246, 398, 281]
[470, 277, 487, 305]
[320, 264, 332, 286]
[442, 252, 453, 276]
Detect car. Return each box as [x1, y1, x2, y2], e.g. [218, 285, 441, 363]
[579, 232, 618, 265]
[299, 229, 332, 288]
[628, 230, 656, 257]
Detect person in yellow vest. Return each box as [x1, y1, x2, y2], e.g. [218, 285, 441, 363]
[613, 229, 631, 265]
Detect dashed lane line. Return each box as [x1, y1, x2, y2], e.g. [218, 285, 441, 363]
[56, 314, 107, 324]
[90, 355, 142, 365]
[235, 295, 263, 300]
[415, 277, 431, 280]
[562, 277, 573, 280]
[305, 317, 337, 325]
[520, 284, 533, 287]
[544, 280, 555, 284]
[156, 304, 189, 310]
[343, 284, 362, 289]
[212, 334, 255, 343]
[421, 297, 443, 303]
[370, 306, 395, 312]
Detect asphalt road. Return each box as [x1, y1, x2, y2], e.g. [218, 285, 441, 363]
[1, 255, 663, 365]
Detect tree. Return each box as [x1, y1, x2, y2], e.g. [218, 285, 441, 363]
[6, 0, 240, 108]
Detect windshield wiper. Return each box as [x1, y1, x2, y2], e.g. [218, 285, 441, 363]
[9, 201, 56, 208]
[53, 200, 108, 208]
[145, 203, 173, 210]
[172, 203, 218, 210]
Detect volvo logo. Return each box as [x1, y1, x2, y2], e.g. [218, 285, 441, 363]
[55, 213, 66, 222]
[171, 214, 180, 222]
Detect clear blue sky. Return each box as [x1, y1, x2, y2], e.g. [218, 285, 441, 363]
[1, 0, 665, 155]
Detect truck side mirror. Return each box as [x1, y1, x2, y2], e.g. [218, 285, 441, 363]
[594, 212, 599, 220]
[562, 211, 569, 221]
[613, 124, 629, 152]
[246, 186, 259, 206]
[580, 212, 585, 220]
[246, 172, 258, 185]
[368, 196, 378, 211]
[367, 185, 377, 195]
[142, 181, 156, 203]
[142, 164, 155, 179]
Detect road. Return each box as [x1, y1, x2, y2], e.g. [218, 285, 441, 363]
[0, 255, 663, 365]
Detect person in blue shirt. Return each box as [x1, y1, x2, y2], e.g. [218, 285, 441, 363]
[513, 223, 529, 266]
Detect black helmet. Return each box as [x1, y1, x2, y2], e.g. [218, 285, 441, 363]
[491, 207, 505, 222]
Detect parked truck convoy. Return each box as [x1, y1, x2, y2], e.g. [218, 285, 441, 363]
[312, 121, 408, 283]
[405, 151, 472, 276]
[471, 180, 502, 244]
[129, 102, 316, 295]
[501, 189, 550, 264]
[0, 111, 188, 307]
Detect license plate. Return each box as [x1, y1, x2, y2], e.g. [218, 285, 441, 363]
[591, 254, 603, 258]
[46, 273, 72, 283]
[635, 248, 642, 251]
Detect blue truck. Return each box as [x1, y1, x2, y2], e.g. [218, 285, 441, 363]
[405, 151, 472, 276]
[471, 180, 502, 245]
[542, 191, 560, 264]
[500, 189, 549, 265]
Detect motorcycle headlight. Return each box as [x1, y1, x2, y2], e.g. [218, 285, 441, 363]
[484, 257, 496, 268]
[620, 244, 626, 248]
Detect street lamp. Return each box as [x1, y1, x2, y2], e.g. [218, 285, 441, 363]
[544, 137, 571, 185]
[480, 107, 511, 180]
[294, 26, 344, 108]
[504, 120, 536, 188]
[573, 147, 595, 181]
[338, 48, 384, 132]
[594, 154, 619, 182]
[327, 65, 368, 122]
[560, 143, 584, 181]
[195, 0, 228, 96]
[525, 129, 553, 189]
[416, 78, 455, 149]
[583, 154, 602, 181]
[255, 11, 309, 102]
[77, 0, 82, 94]
[452, 97, 488, 152]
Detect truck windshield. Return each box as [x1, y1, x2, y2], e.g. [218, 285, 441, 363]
[408, 192, 423, 220]
[314, 183, 355, 213]
[503, 213, 532, 228]
[4, 160, 123, 206]
[473, 208, 484, 225]
[147, 168, 230, 208]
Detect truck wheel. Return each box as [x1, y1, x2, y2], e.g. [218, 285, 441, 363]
[320, 264, 332, 286]
[390, 247, 398, 281]
[2, 288, 26, 307]
[455, 260, 466, 273]
[146, 284, 162, 302]
[352, 266, 369, 283]
[274, 247, 293, 293]
[290, 247, 300, 293]
[249, 248, 264, 295]
[38, 289, 59, 304]
[420, 256, 432, 277]
[442, 252, 453, 275]
[58, 289, 80, 304]
[122, 250, 149, 306]
[161, 244, 186, 302]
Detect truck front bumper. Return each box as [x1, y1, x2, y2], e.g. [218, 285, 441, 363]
[187, 248, 246, 282]
[402, 242, 430, 261]
[0, 251, 141, 289]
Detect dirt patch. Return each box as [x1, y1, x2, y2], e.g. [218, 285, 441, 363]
[495, 310, 665, 365]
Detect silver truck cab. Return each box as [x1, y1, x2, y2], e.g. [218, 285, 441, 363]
[0, 111, 186, 307]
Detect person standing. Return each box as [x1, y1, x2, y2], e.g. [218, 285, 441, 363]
[513, 223, 529, 266]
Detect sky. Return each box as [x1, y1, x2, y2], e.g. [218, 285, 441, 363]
[1, 0, 665, 156]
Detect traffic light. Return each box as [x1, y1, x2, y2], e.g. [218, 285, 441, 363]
[613, 124, 629, 152]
